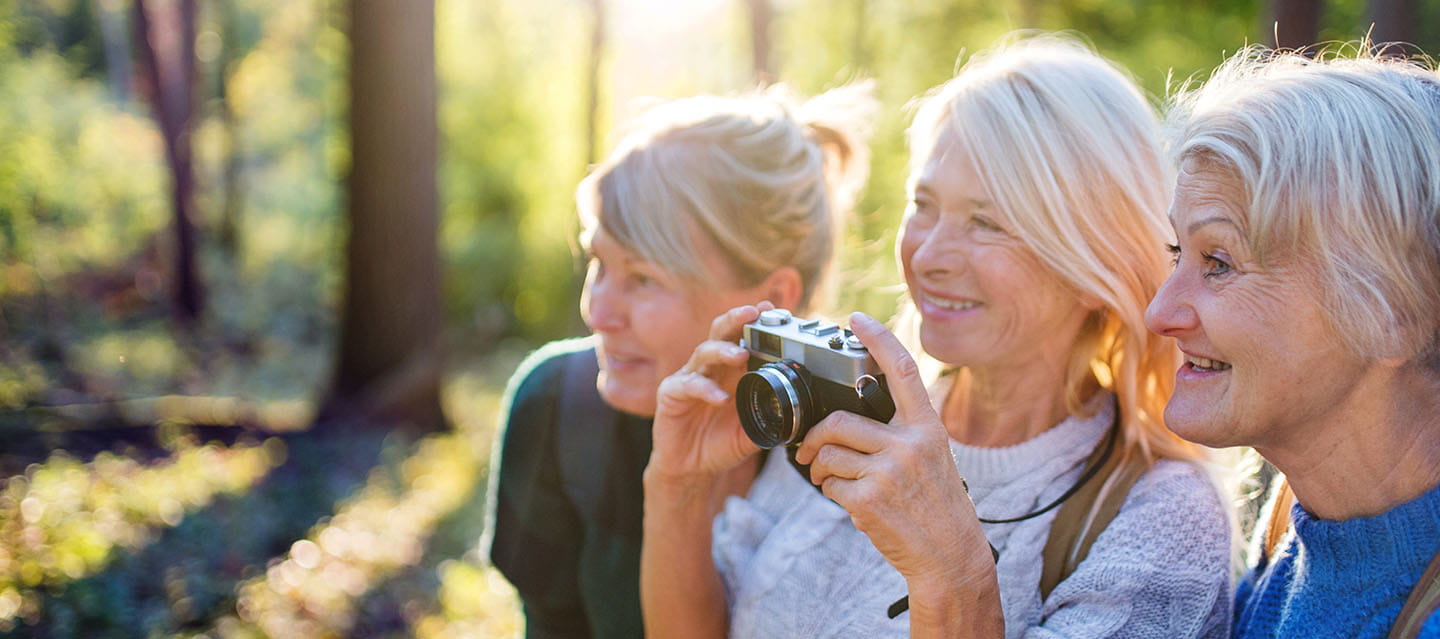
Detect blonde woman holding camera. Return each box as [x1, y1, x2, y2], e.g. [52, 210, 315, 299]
[642, 35, 1232, 638]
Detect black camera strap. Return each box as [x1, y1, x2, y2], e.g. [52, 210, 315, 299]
[886, 404, 1135, 618]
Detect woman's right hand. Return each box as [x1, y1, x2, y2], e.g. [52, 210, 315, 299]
[645, 303, 769, 483]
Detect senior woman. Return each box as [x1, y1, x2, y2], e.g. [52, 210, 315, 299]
[642, 36, 1232, 638]
[1148, 48, 1440, 638]
[486, 86, 872, 638]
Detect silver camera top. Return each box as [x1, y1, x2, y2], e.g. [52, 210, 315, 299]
[741, 309, 882, 383]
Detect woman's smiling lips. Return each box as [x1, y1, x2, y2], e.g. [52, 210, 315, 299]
[1177, 349, 1233, 380]
[917, 289, 983, 318]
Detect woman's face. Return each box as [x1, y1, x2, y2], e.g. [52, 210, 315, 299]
[581, 226, 765, 418]
[1144, 158, 1369, 449]
[899, 133, 1093, 371]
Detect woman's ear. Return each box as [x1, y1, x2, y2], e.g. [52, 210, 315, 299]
[759, 266, 804, 312]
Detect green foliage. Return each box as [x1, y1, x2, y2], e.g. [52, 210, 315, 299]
[437, 0, 592, 344]
[0, 437, 282, 632]
[0, 1, 1429, 636]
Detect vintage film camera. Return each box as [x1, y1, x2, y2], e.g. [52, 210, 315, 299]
[735, 309, 896, 448]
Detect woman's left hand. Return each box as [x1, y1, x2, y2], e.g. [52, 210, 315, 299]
[794, 312, 1001, 635]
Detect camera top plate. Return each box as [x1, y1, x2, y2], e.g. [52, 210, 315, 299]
[741, 309, 883, 383]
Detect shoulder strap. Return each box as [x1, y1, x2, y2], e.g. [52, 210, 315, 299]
[1260, 479, 1295, 566]
[1388, 538, 1440, 639]
[555, 348, 616, 522]
[1038, 418, 1150, 601]
[1257, 478, 1440, 639]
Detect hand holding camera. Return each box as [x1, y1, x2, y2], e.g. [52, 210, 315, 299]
[735, 308, 897, 448]
[646, 304, 772, 484]
[790, 313, 994, 604]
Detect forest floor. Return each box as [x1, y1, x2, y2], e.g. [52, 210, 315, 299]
[0, 257, 535, 637]
[0, 358, 528, 639]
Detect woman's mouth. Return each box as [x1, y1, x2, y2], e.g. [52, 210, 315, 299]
[1183, 354, 1232, 372]
[919, 290, 982, 313]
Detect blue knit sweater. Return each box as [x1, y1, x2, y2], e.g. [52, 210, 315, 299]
[1234, 482, 1440, 639]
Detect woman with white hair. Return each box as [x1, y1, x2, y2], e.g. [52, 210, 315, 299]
[1149, 47, 1440, 638]
[643, 35, 1231, 638]
[487, 86, 872, 638]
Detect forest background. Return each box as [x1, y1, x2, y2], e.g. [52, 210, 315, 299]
[0, 0, 1431, 636]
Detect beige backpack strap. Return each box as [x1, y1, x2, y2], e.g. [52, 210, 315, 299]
[1038, 428, 1150, 601]
[1260, 480, 1295, 565]
[1387, 547, 1440, 639]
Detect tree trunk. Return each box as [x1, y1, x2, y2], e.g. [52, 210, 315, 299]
[95, 0, 130, 103]
[1265, 0, 1324, 50]
[133, 0, 204, 325]
[1366, 0, 1419, 51]
[325, 0, 445, 433]
[851, 0, 868, 70]
[747, 0, 773, 85]
[584, 0, 606, 166]
[216, 0, 244, 256]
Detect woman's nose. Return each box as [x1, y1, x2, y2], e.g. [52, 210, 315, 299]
[1145, 271, 1199, 337]
[582, 271, 626, 333]
[909, 220, 970, 281]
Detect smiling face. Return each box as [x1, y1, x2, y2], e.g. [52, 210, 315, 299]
[900, 133, 1093, 372]
[581, 226, 768, 418]
[1145, 157, 1373, 449]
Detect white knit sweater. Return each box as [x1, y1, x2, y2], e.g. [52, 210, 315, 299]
[711, 391, 1233, 638]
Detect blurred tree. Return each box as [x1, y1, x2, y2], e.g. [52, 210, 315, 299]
[214, 0, 245, 256]
[133, 0, 205, 324]
[584, 0, 606, 165]
[1367, 0, 1419, 47]
[748, 0, 774, 84]
[1267, 0, 1325, 48]
[94, 0, 131, 102]
[324, 0, 445, 433]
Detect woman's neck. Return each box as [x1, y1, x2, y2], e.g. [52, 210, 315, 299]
[1263, 365, 1440, 521]
[942, 357, 1089, 448]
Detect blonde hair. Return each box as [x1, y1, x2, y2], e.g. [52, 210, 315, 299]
[577, 84, 875, 313]
[907, 34, 1201, 464]
[1166, 44, 1440, 367]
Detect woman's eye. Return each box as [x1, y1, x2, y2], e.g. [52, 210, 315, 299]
[909, 197, 936, 216]
[1201, 251, 1234, 277]
[972, 215, 1005, 233]
[1166, 244, 1181, 267]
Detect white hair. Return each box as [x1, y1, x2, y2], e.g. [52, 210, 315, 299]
[577, 84, 875, 312]
[1166, 45, 1440, 364]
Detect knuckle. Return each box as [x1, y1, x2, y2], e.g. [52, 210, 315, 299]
[891, 354, 922, 383]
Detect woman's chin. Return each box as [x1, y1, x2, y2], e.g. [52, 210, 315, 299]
[597, 377, 658, 418]
[1162, 403, 1231, 448]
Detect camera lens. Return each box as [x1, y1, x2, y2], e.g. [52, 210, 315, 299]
[736, 360, 812, 448]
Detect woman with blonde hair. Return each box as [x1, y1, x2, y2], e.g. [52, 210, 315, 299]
[643, 34, 1231, 638]
[1150, 46, 1440, 638]
[487, 85, 872, 638]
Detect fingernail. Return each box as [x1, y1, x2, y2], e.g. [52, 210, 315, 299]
[850, 312, 878, 328]
[730, 345, 747, 357]
[709, 389, 728, 402]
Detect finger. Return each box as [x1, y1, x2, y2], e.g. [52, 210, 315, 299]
[657, 370, 730, 407]
[817, 475, 865, 514]
[683, 340, 750, 377]
[794, 411, 889, 464]
[707, 304, 764, 342]
[804, 442, 872, 486]
[848, 312, 934, 423]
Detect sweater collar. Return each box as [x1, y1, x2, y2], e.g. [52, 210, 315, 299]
[931, 372, 1113, 487]
[1291, 481, 1440, 577]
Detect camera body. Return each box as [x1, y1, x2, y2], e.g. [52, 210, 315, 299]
[735, 309, 895, 448]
